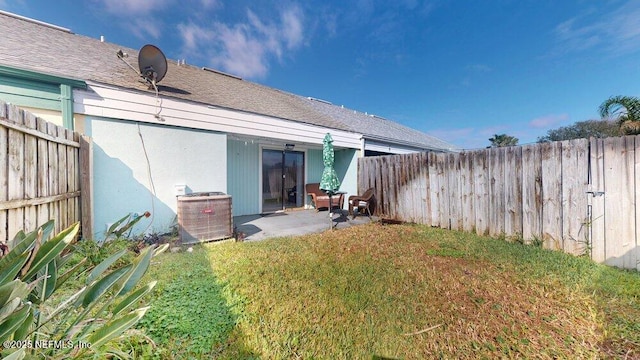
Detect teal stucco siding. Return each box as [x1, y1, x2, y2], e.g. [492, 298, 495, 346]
[227, 139, 260, 216]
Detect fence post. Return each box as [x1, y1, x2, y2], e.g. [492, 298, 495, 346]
[80, 135, 93, 239]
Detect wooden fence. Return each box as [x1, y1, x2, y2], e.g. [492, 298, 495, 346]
[0, 101, 92, 244]
[358, 137, 640, 270]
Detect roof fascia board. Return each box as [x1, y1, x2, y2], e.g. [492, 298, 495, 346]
[0, 65, 87, 89]
[75, 82, 362, 149]
[364, 139, 451, 154]
[364, 135, 456, 152]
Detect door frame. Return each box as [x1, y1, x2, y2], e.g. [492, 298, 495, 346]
[258, 145, 307, 213]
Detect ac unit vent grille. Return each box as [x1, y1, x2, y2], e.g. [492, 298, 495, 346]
[177, 192, 233, 244]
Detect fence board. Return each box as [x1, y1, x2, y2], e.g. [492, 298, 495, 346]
[36, 117, 50, 232]
[423, 152, 432, 225]
[589, 137, 606, 263]
[414, 153, 427, 224]
[415, 153, 425, 223]
[635, 136, 640, 272]
[7, 106, 25, 246]
[437, 153, 449, 228]
[473, 150, 489, 235]
[388, 156, 398, 218]
[504, 147, 523, 238]
[80, 135, 93, 239]
[23, 112, 37, 232]
[448, 153, 461, 230]
[603, 137, 635, 268]
[400, 155, 412, 221]
[404, 154, 417, 223]
[489, 148, 505, 236]
[428, 152, 440, 227]
[541, 142, 562, 249]
[47, 122, 60, 234]
[522, 144, 542, 242]
[0, 103, 6, 243]
[621, 137, 637, 270]
[461, 152, 475, 232]
[561, 139, 588, 255]
[57, 127, 68, 231]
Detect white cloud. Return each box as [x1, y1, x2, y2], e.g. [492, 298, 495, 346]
[127, 18, 162, 40]
[528, 113, 569, 129]
[177, 23, 215, 52]
[178, 5, 306, 79]
[281, 7, 304, 48]
[210, 22, 270, 78]
[98, 0, 172, 40]
[553, 1, 640, 56]
[100, 0, 172, 15]
[200, 0, 219, 9]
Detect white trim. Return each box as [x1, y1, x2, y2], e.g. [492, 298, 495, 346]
[74, 82, 363, 149]
[364, 139, 431, 154]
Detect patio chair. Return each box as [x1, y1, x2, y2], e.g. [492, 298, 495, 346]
[348, 188, 375, 219]
[305, 183, 344, 211]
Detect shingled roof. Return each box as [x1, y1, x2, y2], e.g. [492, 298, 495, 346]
[0, 11, 457, 151]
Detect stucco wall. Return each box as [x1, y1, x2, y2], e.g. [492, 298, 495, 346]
[306, 148, 358, 210]
[335, 148, 358, 206]
[85, 117, 227, 238]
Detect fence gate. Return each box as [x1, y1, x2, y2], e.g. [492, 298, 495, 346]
[0, 101, 93, 244]
[588, 137, 639, 270]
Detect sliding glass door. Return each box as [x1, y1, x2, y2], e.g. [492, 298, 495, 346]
[262, 149, 304, 213]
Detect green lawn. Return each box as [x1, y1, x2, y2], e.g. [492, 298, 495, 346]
[138, 223, 640, 359]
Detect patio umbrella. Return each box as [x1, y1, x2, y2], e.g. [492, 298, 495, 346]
[319, 133, 341, 228]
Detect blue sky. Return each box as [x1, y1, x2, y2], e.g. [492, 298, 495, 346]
[2, 0, 640, 149]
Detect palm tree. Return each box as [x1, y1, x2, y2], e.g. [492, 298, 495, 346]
[599, 95, 640, 135]
[488, 133, 518, 147]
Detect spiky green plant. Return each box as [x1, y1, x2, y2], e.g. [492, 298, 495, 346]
[0, 220, 167, 359]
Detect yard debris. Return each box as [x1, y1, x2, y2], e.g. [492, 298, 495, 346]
[380, 218, 404, 225]
[403, 323, 444, 336]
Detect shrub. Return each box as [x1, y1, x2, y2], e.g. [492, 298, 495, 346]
[0, 220, 167, 359]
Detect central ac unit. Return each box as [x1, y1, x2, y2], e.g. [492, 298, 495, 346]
[177, 192, 233, 244]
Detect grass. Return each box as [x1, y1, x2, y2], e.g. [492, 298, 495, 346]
[140, 223, 640, 359]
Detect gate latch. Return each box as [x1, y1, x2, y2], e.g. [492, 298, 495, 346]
[586, 191, 605, 197]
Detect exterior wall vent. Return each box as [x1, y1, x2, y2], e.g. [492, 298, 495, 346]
[177, 192, 233, 244]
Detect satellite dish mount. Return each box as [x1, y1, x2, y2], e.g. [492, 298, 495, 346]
[116, 44, 168, 121]
[116, 44, 168, 90]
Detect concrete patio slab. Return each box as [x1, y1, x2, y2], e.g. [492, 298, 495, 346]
[233, 209, 376, 241]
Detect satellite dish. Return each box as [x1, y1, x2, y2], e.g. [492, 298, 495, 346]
[138, 44, 167, 85]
